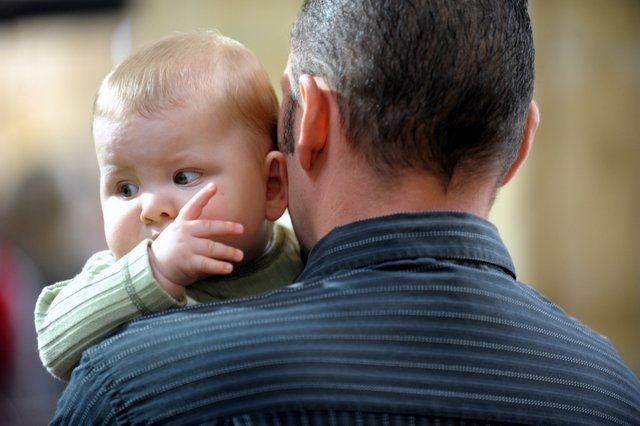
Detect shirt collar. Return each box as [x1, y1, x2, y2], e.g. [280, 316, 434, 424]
[298, 211, 515, 282]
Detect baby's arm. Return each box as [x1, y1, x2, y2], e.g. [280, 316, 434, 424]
[34, 242, 179, 381]
[35, 183, 244, 381]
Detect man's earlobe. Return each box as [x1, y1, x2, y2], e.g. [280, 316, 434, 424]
[297, 74, 329, 171]
[502, 100, 539, 186]
[264, 151, 288, 221]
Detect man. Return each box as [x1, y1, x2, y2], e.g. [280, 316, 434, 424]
[52, 0, 640, 424]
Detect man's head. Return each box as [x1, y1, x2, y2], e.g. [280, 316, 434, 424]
[282, 0, 535, 187]
[279, 0, 538, 252]
[93, 31, 287, 261]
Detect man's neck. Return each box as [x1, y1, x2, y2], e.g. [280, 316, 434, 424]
[311, 166, 497, 248]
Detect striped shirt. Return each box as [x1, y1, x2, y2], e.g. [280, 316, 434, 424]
[51, 212, 640, 425]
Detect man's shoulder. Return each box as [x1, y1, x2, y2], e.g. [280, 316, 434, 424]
[70, 268, 640, 425]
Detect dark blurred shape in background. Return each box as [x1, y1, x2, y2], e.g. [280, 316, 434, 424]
[0, 0, 125, 21]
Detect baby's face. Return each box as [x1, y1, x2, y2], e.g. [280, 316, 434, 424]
[94, 103, 273, 261]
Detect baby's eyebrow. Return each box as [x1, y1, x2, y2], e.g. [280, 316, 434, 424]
[99, 163, 132, 179]
[99, 163, 121, 173]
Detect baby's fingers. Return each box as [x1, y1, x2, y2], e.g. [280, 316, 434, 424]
[193, 256, 236, 276]
[193, 239, 244, 275]
[177, 183, 217, 221]
[191, 220, 244, 239]
[200, 238, 244, 263]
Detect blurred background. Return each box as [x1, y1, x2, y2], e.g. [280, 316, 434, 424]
[0, 0, 637, 424]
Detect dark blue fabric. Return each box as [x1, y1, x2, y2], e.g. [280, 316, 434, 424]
[51, 212, 640, 425]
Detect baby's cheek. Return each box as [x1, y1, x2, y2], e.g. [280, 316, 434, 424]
[103, 207, 140, 259]
[104, 223, 128, 259]
[201, 192, 234, 221]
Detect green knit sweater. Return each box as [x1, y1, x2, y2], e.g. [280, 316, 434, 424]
[35, 223, 302, 381]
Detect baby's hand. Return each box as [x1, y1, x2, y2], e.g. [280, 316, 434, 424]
[148, 183, 244, 300]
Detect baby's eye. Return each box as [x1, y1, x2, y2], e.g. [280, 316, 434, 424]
[118, 183, 139, 198]
[174, 171, 201, 186]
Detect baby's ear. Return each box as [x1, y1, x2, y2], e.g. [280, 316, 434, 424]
[264, 151, 288, 221]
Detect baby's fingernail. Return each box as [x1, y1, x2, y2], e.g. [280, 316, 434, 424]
[234, 250, 244, 261]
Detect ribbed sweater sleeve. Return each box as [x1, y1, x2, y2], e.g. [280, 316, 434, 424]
[34, 239, 184, 381]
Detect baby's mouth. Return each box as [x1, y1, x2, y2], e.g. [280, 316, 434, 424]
[150, 230, 161, 240]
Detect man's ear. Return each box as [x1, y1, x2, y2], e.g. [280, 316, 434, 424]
[297, 74, 330, 171]
[264, 150, 288, 221]
[502, 100, 539, 186]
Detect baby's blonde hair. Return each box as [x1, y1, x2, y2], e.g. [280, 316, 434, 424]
[94, 30, 278, 146]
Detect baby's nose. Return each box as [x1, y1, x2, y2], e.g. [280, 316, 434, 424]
[139, 193, 178, 225]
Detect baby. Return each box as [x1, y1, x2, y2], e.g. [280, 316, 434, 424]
[35, 31, 303, 381]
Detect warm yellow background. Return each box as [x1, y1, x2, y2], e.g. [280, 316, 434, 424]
[0, 1, 637, 423]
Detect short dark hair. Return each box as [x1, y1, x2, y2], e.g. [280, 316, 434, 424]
[285, 0, 534, 187]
